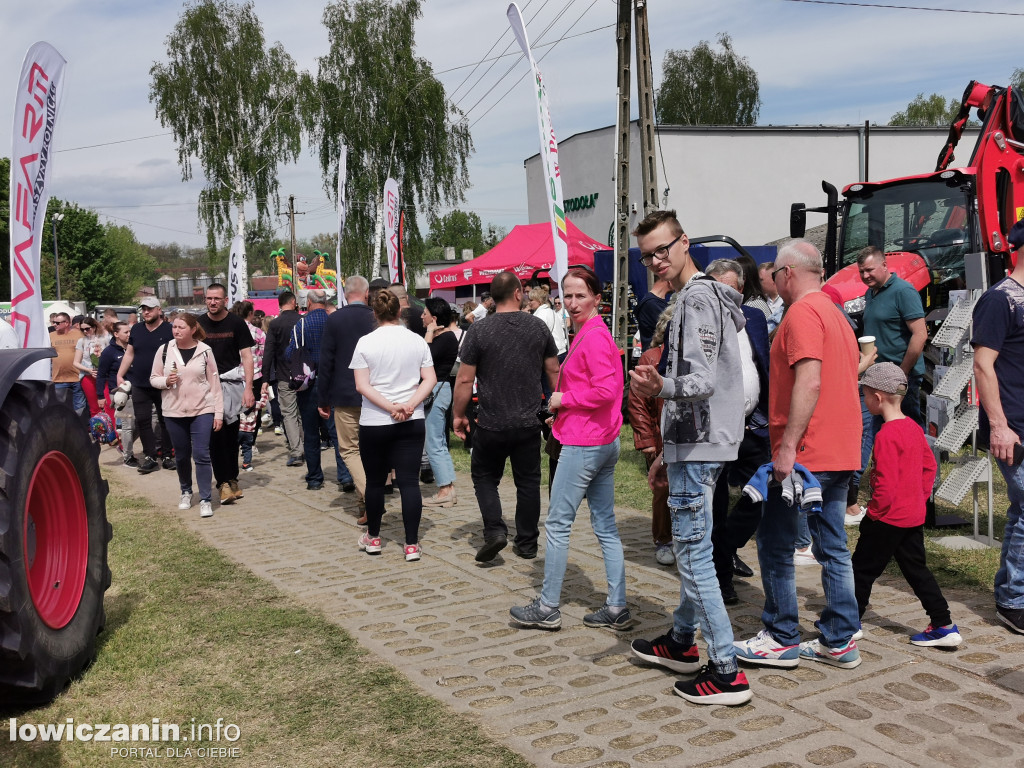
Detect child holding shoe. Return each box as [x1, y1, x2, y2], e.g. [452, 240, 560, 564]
[852, 362, 961, 647]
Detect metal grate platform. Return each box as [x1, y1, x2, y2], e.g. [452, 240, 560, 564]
[933, 351, 974, 401]
[935, 457, 989, 506]
[932, 297, 974, 348]
[935, 403, 980, 453]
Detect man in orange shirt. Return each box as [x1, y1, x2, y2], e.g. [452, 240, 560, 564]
[50, 311, 86, 412]
[733, 240, 864, 671]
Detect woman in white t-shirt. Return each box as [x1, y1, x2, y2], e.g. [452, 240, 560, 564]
[73, 316, 111, 417]
[350, 290, 437, 562]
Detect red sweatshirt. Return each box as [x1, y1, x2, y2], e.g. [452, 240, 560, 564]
[866, 417, 937, 527]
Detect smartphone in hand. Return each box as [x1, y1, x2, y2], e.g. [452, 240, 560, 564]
[1012, 442, 1024, 468]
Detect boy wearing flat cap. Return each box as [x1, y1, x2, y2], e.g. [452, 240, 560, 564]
[851, 362, 961, 647]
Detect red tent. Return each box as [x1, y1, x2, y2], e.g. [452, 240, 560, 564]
[429, 219, 606, 290]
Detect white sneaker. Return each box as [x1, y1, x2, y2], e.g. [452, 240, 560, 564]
[794, 547, 818, 566]
[199, 500, 214, 518]
[252, 445, 259, 455]
[845, 507, 867, 526]
[274, 426, 283, 436]
[178, 493, 192, 510]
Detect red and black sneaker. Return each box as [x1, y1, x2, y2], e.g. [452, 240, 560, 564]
[630, 633, 701, 673]
[674, 665, 752, 706]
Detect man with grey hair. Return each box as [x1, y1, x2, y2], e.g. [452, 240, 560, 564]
[319, 276, 376, 515]
[733, 239, 863, 672]
[286, 289, 346, 491]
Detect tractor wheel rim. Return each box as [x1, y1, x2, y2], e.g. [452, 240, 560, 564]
[25, 450, 88, 629]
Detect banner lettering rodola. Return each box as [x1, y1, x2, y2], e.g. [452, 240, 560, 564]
[507, 2, 568, 285]
[564, 193, 598, 213]
[9, 41, 66, 380]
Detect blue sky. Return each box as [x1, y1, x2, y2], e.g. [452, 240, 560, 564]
[3, 0, 1023, 249]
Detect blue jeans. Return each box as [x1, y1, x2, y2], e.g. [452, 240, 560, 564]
[667, 460, 738, 676]
[55, 381, 87, 413]
[850, 393, 874, 494]
[297, 384, 350, 485]
[425, 382, 456, 487]
[540, 440, 623, 608]
[757, 470, 859, 647]
[795, 508, 812, 550]
[995, 457, 1024, 609]
[239, 430, 255, 464]
[165, 413, 214, 502]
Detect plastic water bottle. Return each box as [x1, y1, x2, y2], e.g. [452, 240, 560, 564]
[169, 362, 178, 389]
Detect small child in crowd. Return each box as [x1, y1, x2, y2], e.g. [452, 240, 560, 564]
[852, 362, 961, 647]
[238, 388, 270, 472]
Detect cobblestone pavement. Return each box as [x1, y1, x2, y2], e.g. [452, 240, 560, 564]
[106, 436, 1024, 767]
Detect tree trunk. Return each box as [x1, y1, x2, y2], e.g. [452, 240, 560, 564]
[371, 196, 384, 279]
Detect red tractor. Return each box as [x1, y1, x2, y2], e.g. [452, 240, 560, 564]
[0, 347, 111, 705]
[792, 80, 1024, 317]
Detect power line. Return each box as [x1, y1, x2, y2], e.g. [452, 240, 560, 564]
[778, 0, 1024, 15]
[448, 0, 535, 103]
[59, 133, 173, 153]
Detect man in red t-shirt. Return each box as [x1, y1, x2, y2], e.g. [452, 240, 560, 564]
[733, 240, 864, 672]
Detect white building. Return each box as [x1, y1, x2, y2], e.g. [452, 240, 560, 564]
[525, 123, 980, 248]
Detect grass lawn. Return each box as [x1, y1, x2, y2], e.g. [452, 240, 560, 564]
[0, 476, 531, 768]
[452, 424, 1006, 594]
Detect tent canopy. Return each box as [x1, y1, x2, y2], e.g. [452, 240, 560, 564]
[429, 220, 606, 290]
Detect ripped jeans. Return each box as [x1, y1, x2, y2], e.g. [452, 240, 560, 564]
[666, 460, 738, 676]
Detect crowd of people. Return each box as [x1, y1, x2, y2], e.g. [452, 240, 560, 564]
[35, 210, 1024, 710]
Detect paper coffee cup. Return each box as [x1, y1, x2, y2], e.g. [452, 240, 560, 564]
[858, 336, 876, 356]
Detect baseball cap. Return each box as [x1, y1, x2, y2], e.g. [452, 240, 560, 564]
[859, 362, 907, 395]
[1008, 219, 1024, 250]
[138, 296, 160, 308]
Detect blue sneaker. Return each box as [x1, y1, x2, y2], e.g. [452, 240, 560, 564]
[910, 624, 962, 648]
[798, 638, 861, 669]
[509, 598, 561, 631]
[733, 629, 801, 668]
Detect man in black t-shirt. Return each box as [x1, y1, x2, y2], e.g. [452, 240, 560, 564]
[973, 221, 1024, 635]
[453, 271, 559, 562]
[117, 296, 174, 473]
[197, 283, 255, 505]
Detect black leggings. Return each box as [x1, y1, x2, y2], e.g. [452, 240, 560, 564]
[359, 420, 426, 544]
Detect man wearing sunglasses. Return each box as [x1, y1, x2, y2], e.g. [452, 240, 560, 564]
[49, 311, 86, 413]
[627, 210, 752, 706]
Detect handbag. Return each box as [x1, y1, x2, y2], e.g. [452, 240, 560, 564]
[288, 320, 317, 392]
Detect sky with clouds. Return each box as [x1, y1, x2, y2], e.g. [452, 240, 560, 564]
[3, 0, 1023, 250]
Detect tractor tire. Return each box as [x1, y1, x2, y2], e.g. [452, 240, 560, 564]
[0, 381, 111, 706]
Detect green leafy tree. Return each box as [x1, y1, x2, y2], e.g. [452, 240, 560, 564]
[149, 0, 302, 251]
[656, 33, 760, 126]
[1010, 68, 1024, 93]
[300, 0, 473, 279]
[483, 223, 507, 251]
[99, 224, 159, 303]
[427, 209, 485, 255]
[889, 93, 962, 126]
[0, 157, 9, 300]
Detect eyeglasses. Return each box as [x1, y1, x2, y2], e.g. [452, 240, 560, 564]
[80, 326, 92, 332]
[771, 264, 791, 281]
[639, 234, 683, 267]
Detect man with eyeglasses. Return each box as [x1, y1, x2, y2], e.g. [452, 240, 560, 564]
[732, 239, 863, 673]
[198, 283, 255, 505]
[49, 311, 87, 413]
[627, 210, 752, 706]
[117, 297, 175, 473]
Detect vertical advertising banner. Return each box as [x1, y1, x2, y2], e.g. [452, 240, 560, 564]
[507, 3, 568, 284]
[9, 42, 67, 380]
[336, 145, 348, 305]
[384, 177, 400, 284]
[227, 234, 246, 308]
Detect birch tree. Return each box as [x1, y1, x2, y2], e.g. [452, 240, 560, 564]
[149, 0, 301, 248]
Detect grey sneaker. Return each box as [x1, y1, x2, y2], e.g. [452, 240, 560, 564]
[583, 605, 633, 630]
[655, 544, 675, 565]
[509, 598, 561, 630]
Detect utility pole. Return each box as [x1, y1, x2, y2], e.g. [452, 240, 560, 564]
[611, 0, 632, 353]
[289, 195, 298, 290]
[635, 1, 659, 290]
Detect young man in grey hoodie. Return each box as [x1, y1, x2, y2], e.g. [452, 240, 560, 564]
[627, 210, 752, 706]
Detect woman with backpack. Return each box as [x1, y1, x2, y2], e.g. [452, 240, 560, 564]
[151, 312, 223, 519]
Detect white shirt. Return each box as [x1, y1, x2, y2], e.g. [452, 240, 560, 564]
[534, 303, 568, 356]
[737, 328, 760, 417]
[471, 303, 489, 321]
[767, 294, 784, 315]
[350, 325, 434, 426]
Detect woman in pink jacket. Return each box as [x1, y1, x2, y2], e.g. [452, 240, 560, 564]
[511, 266, 627, 631]
[151, 313, 223, 519]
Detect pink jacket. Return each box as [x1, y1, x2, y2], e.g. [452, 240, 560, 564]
[151, 340, 224, 420]
[552, 315, 623, 446]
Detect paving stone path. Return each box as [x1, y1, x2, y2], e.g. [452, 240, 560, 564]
[106, 436, 1024, 767]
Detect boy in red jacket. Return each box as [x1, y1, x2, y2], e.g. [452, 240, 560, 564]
[852, 362, 961, 647]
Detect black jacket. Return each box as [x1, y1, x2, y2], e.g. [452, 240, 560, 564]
[318, 303, 376, 408]
[262, 308, 301, 382]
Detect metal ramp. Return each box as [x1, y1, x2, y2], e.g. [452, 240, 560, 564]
[935, 457, 989, 506]
[931, 297, 974, 348]
[933, 351, 974, 400]
[935, 404, 980, 453]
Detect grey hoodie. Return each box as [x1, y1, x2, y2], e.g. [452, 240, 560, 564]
[658, 274, 746, 463]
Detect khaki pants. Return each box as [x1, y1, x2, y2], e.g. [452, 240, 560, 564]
[276, 383, 304, 460]
[334, 406, 365, 499]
